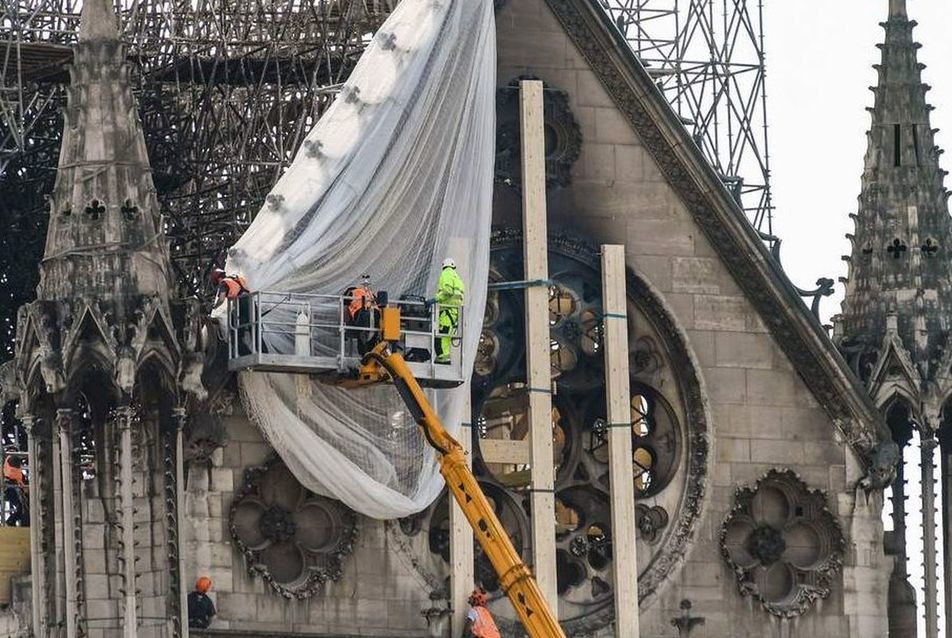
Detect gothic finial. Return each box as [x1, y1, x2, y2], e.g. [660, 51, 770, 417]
[889, 0, 907, 18]
[79, 0, 119, 43]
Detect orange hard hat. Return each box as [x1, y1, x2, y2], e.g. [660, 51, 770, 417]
[195, 576, 212, 593]
[469, 587, 488, 606]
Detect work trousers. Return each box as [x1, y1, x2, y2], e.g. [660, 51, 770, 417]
[436, 308, 459, 362]
[236, 294, 255, 355]
[5, 486, 26, 527]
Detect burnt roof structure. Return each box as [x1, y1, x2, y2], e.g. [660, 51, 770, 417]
[0, 0, 395, 358]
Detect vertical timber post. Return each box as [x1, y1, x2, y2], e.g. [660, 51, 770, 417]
[56, 408, 78, 638]
[117, 406, 138, 636]
[449, 386, 475, 635]
[519, 78, 558, 613]
[600, 245, 640, 637]
[921, 432, 939, 638]
[174, 408, 191, 638]
[24, 414, 46, 638]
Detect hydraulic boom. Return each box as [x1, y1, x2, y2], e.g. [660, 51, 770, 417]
[357, 307, 565, 638]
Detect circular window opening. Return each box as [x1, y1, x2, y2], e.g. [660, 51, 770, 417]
[477, 384, 567, 489]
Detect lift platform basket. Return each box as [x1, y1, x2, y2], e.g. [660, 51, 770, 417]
[227, 291, 465, 388]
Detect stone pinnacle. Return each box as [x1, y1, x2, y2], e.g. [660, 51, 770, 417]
[889, 0, 907, 19]
[78, 0, 120, 43]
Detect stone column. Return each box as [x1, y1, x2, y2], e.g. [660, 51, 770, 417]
[56, 408, 79, 638]
[600, 245, 640, 637]
[887, 425, 916, 637]
[116, 405, 138, 637]
[519, 79, 558, 613]
[921, 431, 939, 638]
[51, 412, 64, 626]
[23, 414, 46, 637]
[449, 387, 474, 636]
[939, 430, 952, 638]
[173, 408, 190, 638]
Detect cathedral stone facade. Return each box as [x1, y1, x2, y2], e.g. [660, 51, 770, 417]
[6, 0, 949, 637]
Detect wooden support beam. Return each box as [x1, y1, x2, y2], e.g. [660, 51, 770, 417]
[519, 78, 558, 614]
[56, 408, 79, 638]
[174, 409, 191, 638]
[449, 386, 474, 636]
[117, 406, 138, 637]
[478, 438, 530, 465]
[601, 244, 640, 637]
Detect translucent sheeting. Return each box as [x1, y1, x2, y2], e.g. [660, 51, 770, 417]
[226, 0, 495, 519]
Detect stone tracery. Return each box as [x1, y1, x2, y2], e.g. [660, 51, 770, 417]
[230, 458, 359, 599]
[720, 469, 846, 618]
[391, 232, 710, 634]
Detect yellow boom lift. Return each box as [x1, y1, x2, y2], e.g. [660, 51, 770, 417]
[227, 291, 565, 636]
[356, 304, 566, 638]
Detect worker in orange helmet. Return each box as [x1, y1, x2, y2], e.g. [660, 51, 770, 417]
[463, 587, 500, 638]
[211, 267, 255, 355]
[345, 274, 377, 323]
[187, 576, 217, 629]
[3, 452, 27, 527]
[343, 274, 380, 355]
[211, 268, 250, 310]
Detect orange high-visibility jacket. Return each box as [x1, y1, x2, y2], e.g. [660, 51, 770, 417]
[3, 458, 24, 486]
[221, 275, 249, 300]
[347, 286, 376, 320]
[470, 607, 501, 638]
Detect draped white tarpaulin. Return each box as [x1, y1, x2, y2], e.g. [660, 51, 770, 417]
[224, 0, 496, 519]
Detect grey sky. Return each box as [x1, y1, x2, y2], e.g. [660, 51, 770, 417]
[765, 0, 952, 325]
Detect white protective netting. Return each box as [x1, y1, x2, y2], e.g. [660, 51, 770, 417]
[224, 0, 496, 519]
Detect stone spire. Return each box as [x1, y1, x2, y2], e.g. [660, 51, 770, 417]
[836, 0, 952, 387]
[836, 8, 950, 635]
[37, 0, 171, 303]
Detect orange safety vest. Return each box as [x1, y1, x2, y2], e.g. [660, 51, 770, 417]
[3, 458, 24, 486]
[347, 286, 376, 320]
[470, 606, 501, 638]
[222, 275, 249, 300]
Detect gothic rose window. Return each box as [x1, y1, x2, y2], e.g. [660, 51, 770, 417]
[391, 232, 710, 635]
[720, 469, 845, 618]
[230, 459, 358, 599]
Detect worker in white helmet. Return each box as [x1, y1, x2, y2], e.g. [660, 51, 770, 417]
[429, 257, 464, 364]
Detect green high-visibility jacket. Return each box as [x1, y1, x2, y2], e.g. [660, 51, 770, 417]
[436, 267, 465, 308]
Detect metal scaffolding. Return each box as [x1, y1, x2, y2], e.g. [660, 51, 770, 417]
[601, 0, 774, 233]
[1, 0, 773, 356]
[0, 0, 395, 356]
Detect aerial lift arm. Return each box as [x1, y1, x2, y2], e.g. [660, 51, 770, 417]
[357, 308, 566, 638]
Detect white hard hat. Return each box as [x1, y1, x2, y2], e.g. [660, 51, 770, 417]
[442, 258, 456, 269]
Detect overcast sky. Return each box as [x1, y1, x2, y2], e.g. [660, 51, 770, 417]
[764, 0, 952, 326]
[761, 2, 952, 633]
